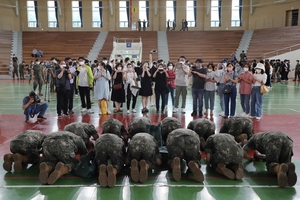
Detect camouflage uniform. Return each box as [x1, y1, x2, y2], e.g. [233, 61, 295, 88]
[128, 117, 152, 137]
[94, 134, 126, 172]
[187, 118, 216, 141]
[205, 134, 243, 169]
[166, 129, 201, 166]
[219, 116, 253, 139]
[64, 122, 99, 146]
[50, 64, 57, 92]
[32, 64, 44, 92]
[243, 131, 294, 174]
[42, 131, 88, 172]
[127, 133, 161, 168]
[158, 117, 182, 145]
[102, 118, 128, 138]
[10, 130, 46, 164]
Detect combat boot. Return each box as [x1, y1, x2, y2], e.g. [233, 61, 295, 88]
[13, 153, 29, 173]
[139, 159, 149, 183]
[98, 164, 107, 187]
[130, 159, 139, 183]
[107, 164, 117, 187]
[230, 164, 244, 180]
[48, 162, 69, 185]
[273, 163, 288, 188]
[236, 134, 248, 146]
[215, 163, 235, 179]
[39, 162, 53, 184]
[286, 162, 297, 186]
[188, 161, 204, 182]
[171, 157, 181, 181]
[3, 154, 14, 172]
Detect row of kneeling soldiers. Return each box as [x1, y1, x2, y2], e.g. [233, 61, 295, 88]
[3, 116, 297, 188]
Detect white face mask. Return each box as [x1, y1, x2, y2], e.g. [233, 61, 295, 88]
[36, 62, 40, 65]
[168, 66, 173, 70]
[207, 69, 212, 72]
[52, 60, 57, 64]
[244, 68, 249, 72]
[60, 64, 66, 68]
[79, 61, 84, 65]
[103, 60, 107, 65]
[256, 69, 261, 74]
[117, 67, 122, 71]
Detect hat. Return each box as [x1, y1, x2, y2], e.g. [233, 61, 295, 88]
[255, 63, 265, 71]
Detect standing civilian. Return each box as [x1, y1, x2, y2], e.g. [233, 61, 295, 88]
[153, 64, 169, 113]
[223, 63, 238, 118]
[165, 62, 176, 111]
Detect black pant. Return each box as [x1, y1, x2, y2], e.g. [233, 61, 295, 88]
[126, 85, 137, 110]
[78, 86, 91, 109]
[57, 90, 70, 115]
[68, 84, 75, 111]
[155, 90, 166, 111]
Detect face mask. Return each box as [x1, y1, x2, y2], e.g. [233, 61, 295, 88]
[60, 65, 65, 68]
[79, 61, 84, 65]
[144, 64, 149, 67]
[52, 60, 57, 64]
[196, 63, 200, 67]
[207, 69, 212, 72]
[128, 68, 133, 72]
[168, 66, 173, 70]
[244, 68, 249, 72]
[103, 60, 107, 65]
[117, 67, 122, 70]
[179, 61, 185, 64]
[36, 62, 40, 65]
[256, 69, 261, 74]
[227, 67, 233, 72]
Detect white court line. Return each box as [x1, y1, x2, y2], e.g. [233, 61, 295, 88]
[289, 108, 300, 113]
[0, 184, 298, 188]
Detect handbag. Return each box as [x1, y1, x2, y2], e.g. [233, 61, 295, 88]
[260, 85, 269, 94]
[113, 83, 122, 90]
[130, 79, 141, 89]
[73, 150, 96, 178]
[222, 85, 232, 94]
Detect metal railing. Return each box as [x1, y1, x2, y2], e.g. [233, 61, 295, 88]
[262, 43, 300, 59]
[114, 37, 142, 43]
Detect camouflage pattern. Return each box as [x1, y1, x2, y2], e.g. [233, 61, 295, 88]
[64, 122, 99, 146]
[128, 117, 152, 138]
[32, 64, 44, 91]
[187, 118, 215, 141]
[204, 134, 243, 169]
[243, 131, 294, 174]
[102, 118, 128, 138]
[42, 131, 88, 172]
[94, 133, 126, 172]
[127, 133, 161, 168]
[158, 117, 182, 145]
[10, 130, 46, 164]
[166, 128, 201, 166]
[219, 116, 253, 139]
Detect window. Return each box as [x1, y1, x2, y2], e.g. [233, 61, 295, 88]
[166, 1, 176, 27]
[231, 0, 242, 27]
[72, 1, 83, 28]
[27, 1, 38, 27]
[186, 1, 196, 27]
[211, 0, 221, 27]
[48, 1, 58, 27]
[92, 1, 103, 27]
[119, 1, 129, 27]
[139, 1, 149, 27]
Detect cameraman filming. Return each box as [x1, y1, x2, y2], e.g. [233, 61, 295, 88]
[22, 91, 48, 123]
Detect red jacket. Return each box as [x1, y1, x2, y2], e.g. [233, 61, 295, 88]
[166, 70, 176, 89]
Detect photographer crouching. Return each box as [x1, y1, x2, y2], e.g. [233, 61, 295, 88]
[56, 60, 72, 118]
[22, 91, 48, 123]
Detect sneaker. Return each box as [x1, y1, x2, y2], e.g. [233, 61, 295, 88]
[145, 108, 149, 112]
[37, 116, 47, 120]
[256, 117, 261, 120]
[191, 111, 197, 116]
[219, 111, 224, 116]
[181, 108, 186, 114]
[173, 108, 178, 113]
[25, 119, 29, 123]
[63, 113, 69, 116]
[249, 116, 255, 119]
[127, 110, 130, 114]
[69, 110, 74, 114]
[81, 108, 87, 113]
[87, 109, 94, 114]
[58, 115, 62, 118]
[240, 112, 246, 117]
[132, 109, 136, 113]
[99, 110, 102, 115]
[107, 110, 111, 114]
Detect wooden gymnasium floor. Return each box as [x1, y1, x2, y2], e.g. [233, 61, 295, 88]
[0, 76, 299, 200]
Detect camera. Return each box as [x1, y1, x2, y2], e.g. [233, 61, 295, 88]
[158, 68, 164, 71]
[64, 65, 69, 70]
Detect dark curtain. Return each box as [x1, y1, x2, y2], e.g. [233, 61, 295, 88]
[239, 0, 242, 26]
[218, 0, 222, 27]
[34, 1, 38, 27]
[99, 1, 103, 27]
[79, 1, 83, 27]
[173, 1, 177, 22]
[146, 1, 149, 27]
[193, 1, 196, 27]
[126, 1, 130, 27]
[54, 1, 59, 27]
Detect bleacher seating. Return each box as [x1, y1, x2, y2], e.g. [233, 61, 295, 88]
[0, 30, 12, 75]
[247, 26, 300, 60]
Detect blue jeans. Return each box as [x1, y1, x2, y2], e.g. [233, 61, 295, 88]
[165, 84, 175, 106]
[24, 103, 48, 120]
[217, 84, 225, 111]
[251, 86, 264, 118]
[192, 88, 204, 114]
[204, 90, 215, 110]
[240, 94, 251, 114]
[224, 85, 237, 117]
[155, 90, 167, 111]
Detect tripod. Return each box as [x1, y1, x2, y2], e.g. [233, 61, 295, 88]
[44, 69, 52, 102]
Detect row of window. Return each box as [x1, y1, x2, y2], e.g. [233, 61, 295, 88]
[27, 0, 242, 28]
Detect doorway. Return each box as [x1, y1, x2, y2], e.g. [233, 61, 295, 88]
[286, 9, 299, 26]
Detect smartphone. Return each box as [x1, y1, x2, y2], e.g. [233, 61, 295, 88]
[153, 50, 157, 53]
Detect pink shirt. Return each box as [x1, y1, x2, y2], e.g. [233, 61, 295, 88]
[239, 72, 254, 94]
